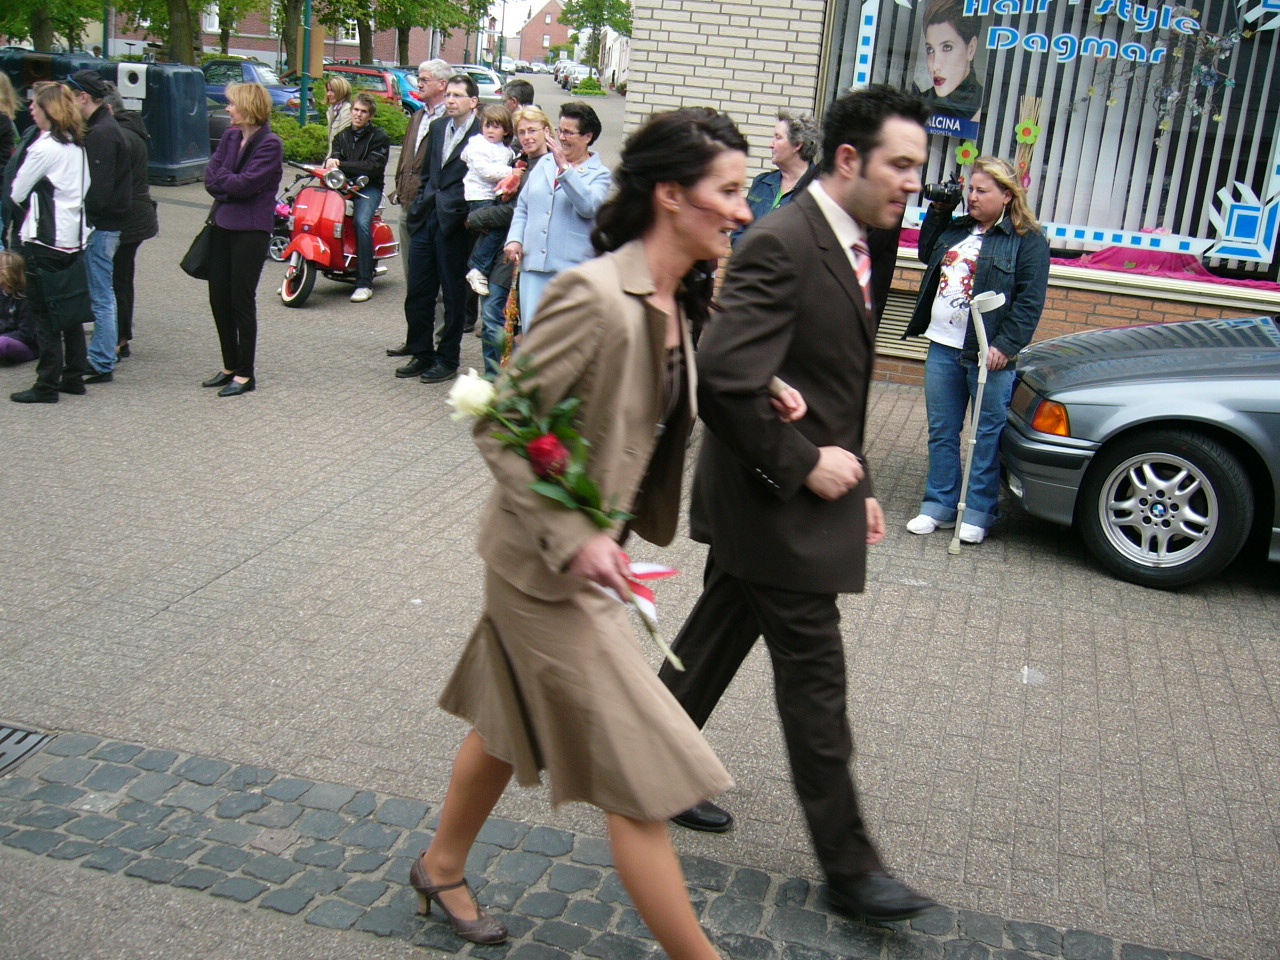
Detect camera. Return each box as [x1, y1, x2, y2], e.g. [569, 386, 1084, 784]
[922, 175, 963, 206]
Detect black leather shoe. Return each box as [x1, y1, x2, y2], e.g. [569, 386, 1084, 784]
[396, 357, 430, 378]
[202, 371, 235, 388]
[58, 381, 88, 395]
[83, 368, 113, 384]
[117, 343, 131, 358]
[10, 388, 58, 403]
[825, 872, 936, 922]
[217, 377, 255, 397]
[386, 342, 412, 357]
[670, 800, 734, 833]
[419, 363, 457, 384]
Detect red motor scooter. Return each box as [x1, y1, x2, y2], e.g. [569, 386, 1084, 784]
[279, 161, 398, 308]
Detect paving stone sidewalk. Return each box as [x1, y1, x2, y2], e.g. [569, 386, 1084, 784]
[1, 731, 1214, 960]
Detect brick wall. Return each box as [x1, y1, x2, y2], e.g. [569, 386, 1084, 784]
[626, 0, 828, 182]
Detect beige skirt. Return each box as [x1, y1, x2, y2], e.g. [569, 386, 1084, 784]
[439, 566, 734, 822]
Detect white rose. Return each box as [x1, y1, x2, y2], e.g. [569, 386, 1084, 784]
[446, 369, 496, 420]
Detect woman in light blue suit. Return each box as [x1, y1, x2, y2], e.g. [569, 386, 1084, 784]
[503, 102, 611, 327]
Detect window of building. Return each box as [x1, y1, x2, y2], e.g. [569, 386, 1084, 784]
[543, 34, 551, 48]
[546, 13, 552, 23]
[202, 5, 219, 32]
[337, 19, 359, 42]
[825, 0, 1280, 277]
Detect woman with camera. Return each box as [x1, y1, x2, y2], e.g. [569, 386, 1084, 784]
[902, 156, 1049, 543]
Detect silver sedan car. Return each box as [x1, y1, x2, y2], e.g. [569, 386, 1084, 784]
[1001, 315, 1280, 589]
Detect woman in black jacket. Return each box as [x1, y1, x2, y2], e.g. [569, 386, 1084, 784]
[103, 83, 159, 359]
[324, 92, 389, 303]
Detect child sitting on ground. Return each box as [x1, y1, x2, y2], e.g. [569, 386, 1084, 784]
[461, 104, 515, 296]
[0, 251, 36, 365]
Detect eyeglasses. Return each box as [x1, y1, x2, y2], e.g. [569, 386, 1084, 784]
[558, 127, 583, 137]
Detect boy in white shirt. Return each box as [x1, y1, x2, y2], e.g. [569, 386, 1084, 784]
[461, 104, 515, 296]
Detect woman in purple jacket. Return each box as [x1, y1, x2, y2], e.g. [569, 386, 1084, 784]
[200, 82, 283, 397]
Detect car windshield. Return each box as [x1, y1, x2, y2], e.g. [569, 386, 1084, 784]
[256, 65, 284, 86]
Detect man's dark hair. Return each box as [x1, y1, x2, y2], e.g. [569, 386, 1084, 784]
[818, 84, 929, 175]
[559, 101, 602, 145]
[352, 92, 378, 113]
[504, 78, 534, 106]
[447, 73, 479, 99]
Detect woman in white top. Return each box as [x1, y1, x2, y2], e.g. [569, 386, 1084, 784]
[325, 76, 353, 153]
[9, 82, 94, 404]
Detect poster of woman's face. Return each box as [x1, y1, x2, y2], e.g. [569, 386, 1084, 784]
[915, 0, 986, 122]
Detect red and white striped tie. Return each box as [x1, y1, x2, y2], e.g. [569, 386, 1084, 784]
[851, 238, 874, 314]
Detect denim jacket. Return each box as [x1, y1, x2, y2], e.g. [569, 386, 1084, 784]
[903, 203, 1050, 361]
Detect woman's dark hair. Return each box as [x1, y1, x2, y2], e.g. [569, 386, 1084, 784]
[559, 101, 602, 145]
[923, 0, 980, 44]
[592, 107, 749, 330]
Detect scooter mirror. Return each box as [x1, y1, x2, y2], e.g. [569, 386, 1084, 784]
[354, 175, 369, 189]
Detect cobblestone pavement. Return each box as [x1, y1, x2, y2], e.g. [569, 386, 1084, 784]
[0, 732, 1225, 960]
[2, 97, 1277, 958]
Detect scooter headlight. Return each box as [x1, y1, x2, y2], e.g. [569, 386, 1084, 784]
[323, 168, 348, 191]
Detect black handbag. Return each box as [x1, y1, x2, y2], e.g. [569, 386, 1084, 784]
[180, 202, 219, 279]
[26, 251, 93, 329]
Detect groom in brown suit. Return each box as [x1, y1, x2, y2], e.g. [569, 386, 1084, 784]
[659, 85, 934, 922]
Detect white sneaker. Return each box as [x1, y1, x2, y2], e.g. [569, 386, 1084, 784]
[906, 514, 955, 535]
[374, 264, 388, 276]
[351, 287, 373, 303]
[958, 522, 986, 544]
[466, 268, 489, 295]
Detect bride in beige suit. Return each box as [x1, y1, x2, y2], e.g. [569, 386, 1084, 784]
[410, 109, 754, 959]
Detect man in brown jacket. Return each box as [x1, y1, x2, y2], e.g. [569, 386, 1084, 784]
[659, 85, 936, 923]
[389, 60, 449, 306]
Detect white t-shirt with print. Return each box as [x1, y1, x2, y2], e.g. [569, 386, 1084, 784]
[925, 226, 985, 348]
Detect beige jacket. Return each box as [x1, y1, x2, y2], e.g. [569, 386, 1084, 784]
[474, 239, 697, 601]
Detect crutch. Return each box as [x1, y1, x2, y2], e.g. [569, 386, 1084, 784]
[949, 290, 1007, 556]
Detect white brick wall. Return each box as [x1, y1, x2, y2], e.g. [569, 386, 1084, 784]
[625, 0, 831, 178]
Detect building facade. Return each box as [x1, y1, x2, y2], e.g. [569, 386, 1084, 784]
[626, 0, 1279, 382]
[516, 0, 572, 64]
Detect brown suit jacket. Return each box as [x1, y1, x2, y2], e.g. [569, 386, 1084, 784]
[690, 188, 876, 594]
[475, 239, 698, 601]
[392, 106, 431, 205]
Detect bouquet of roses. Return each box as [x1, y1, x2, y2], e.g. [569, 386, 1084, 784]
[447, 358, 684, 670]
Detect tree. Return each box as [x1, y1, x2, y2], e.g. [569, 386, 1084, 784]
[214, 0, 270, 54]
[0, 0, 99, 52]
[557, 0, 631, 74]
[378, 0, 484, 66]
[116, 0, 200, 64]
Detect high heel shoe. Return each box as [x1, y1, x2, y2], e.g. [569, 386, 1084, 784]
[408, 852, 507, 944]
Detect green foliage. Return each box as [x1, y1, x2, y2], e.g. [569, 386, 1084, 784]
[572, 74, 606, 97]
[558, 0, 632, 72]
[371, 97, 407, 144]
[616, 80, 627, 96]
[271, 111, 328, 163]
[201, 51, 250, 64]
[0, 0, 101, 50]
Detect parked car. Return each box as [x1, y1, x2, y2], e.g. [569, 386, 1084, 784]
[203, 58, 301, 111]
[389, 66, 424, 113]
[552, 60, 578, 84]
[514, 60, 531, 73]
[449, 64, 503, 104]
[1000, 315, 1280, 589]
[560, 63, 597, 90]
[207, 98, 231, 155]
[282, 63, 400, 106]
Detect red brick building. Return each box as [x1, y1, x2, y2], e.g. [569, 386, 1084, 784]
[516, 0, 570, 65]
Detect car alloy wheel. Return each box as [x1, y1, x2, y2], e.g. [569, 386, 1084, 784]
[1079, 429, 1253, 589]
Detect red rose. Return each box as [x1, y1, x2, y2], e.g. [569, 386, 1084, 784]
[527, 434, 569, 478]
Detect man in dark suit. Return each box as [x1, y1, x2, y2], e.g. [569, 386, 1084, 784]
[658, 85, 934, 922]
[395, 74, 482, 384]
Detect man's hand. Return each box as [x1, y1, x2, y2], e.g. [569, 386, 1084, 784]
[865, 497, 885, 545]
[804, 447, 864, 500]
[322, 158, 340, 171]
[503, 241, 523, 266]
[567, 533, 631, 596]
[768, 376, 806, 423]
[388, 190, 399, 205]
[987, 346, 1010, 371]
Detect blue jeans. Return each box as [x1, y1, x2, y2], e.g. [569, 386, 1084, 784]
[466, 200, 501, 276]
[352, 187, 381, 287]
[85, 228, 120, 373]
[919, 341, 1016, 530]
[480, 280, 510, 377]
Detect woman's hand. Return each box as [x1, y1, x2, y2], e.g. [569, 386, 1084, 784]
[986, 346, 1010, 371]
[548, 132, 569, 171]
[504, 241, 523, 266]
[567, 533, 631, 596]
